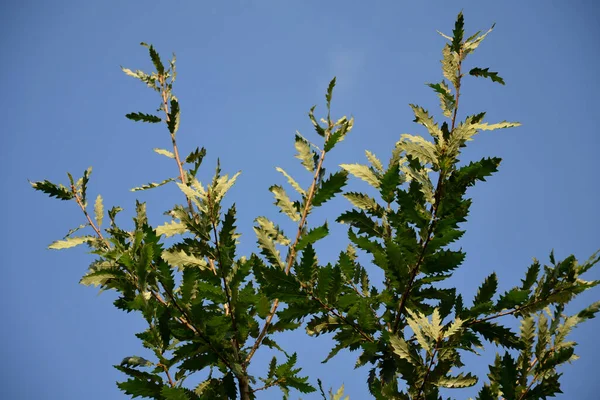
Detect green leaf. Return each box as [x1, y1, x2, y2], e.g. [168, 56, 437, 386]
[469, 67, 505, 85]
[495, 288, 529, 310]
[471, 321, 523, 350]
[255, 216, 291, 245]
[295, 134, 315, 172]
[313, 170, 348, 207]
[162, 249, 209, 271]
[117, 378, 163, 398]
[142, 43, 165, 75]
[577, 300, 600, 321]
[30, 180, 74, 201]
[498, 353, 518, 399]
[326, 77, 336, 111]
[276, 167, 306, 196]
[379, 161, 401, 204]
[296, 222, 329, 251]
[80, 269, 123, 287]
[48, 236, 94, 250]
[451, 12, 465, 53]
[94, 194, 103, 228]
[125, 112, 162, 123]
[168, 98, 180, 134]
[270, 185, 300, 221]
[473, 273, 498, 306]
[340, 163, 380, 188]
[161, 386, 191, 400]
[154, 148, 175, 159]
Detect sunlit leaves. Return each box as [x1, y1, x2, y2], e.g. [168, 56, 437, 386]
[270, 185, 300, 221]
[295, 134, 315, 172]
[339, 163, 380, 188]
[94, 194, 104, 228]
[48, 235, 94, 250]
[427, 82, 455, 118]
[161, 249, 209, 271]
[155, 220, 187, 237]
[131, 177, 175, 192]
[409, 104, 444, 143]
[276, 167, 305, 196]
[153, 148, 175, 159]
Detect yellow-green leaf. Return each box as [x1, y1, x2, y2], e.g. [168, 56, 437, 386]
[156, 221, 187, 237]
[339, 163, 380, 188]
[295, 134, 315, 172]
[94, 195, 103, 228]
[48, 236, 95, 250]
[270, 185, 300, 221]
[365, 150, 383, 173]
[162, 250, 209, 271]
[153, 148, 175, 159]
[276, 167, 306, 196]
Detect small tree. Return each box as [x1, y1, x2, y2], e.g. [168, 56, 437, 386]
[32, 13, 599, 400]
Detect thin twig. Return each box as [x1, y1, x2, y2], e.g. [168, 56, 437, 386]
[245, 128, 331, 364]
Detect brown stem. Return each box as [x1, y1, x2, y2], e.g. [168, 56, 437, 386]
[391, 51, 464, 333]
[157, 363, 175, 387]
[245, 129, 331, 364]
[415, 342, 440, 399]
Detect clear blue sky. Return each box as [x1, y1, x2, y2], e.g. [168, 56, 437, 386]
[2, 1, 599, 399]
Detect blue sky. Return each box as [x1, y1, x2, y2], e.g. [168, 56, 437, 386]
[2, 0, 599, 399]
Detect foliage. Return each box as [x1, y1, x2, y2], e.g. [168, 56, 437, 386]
[32, 13, 598, 400]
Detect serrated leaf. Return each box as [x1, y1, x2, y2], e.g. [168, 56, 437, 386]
[276, 167, 306, 196]
[409, 104, 444, 143]
[427, 82, 455, 118]
[340, 163, 380, 188]
[473, 120, 521, 131]
[451, 12, 465, 53]
[313, 171, 348, 207]
[30, 180, 74, 201]
[254, 226, 285, 269]
[168, 98, 180, 134]
[496, 288, 529, 310]
[255, 216, 290, 245]
[154, 148, 175, 159]
[156, 220, 187, 237]
[296, 222, 329, 251]
[213, 171, 241, 203]
[343, 192, 382, 215]
[131, 177, 175, 192]
[474, 273, 498, 306]
[270, 185, 300, 221]
[94, 194, 103, 228]
[161, 386, 190, 400]
[444, 317, 464, 338]
[162, 250, 209, 271]
[295, 134, 315, 172]
[469, 67, 505, 85]
[121, 356, 153, 367]
[125, 112, 162, 123]
[117, 379, 163, 398]
[397, 134, 438, 166]
[80, 269, 122, 287]
[390, 335, 420, 366]
[365, 150, 383, 173]
[435, 373, 478, 388]
[48, 236, 94, 250]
